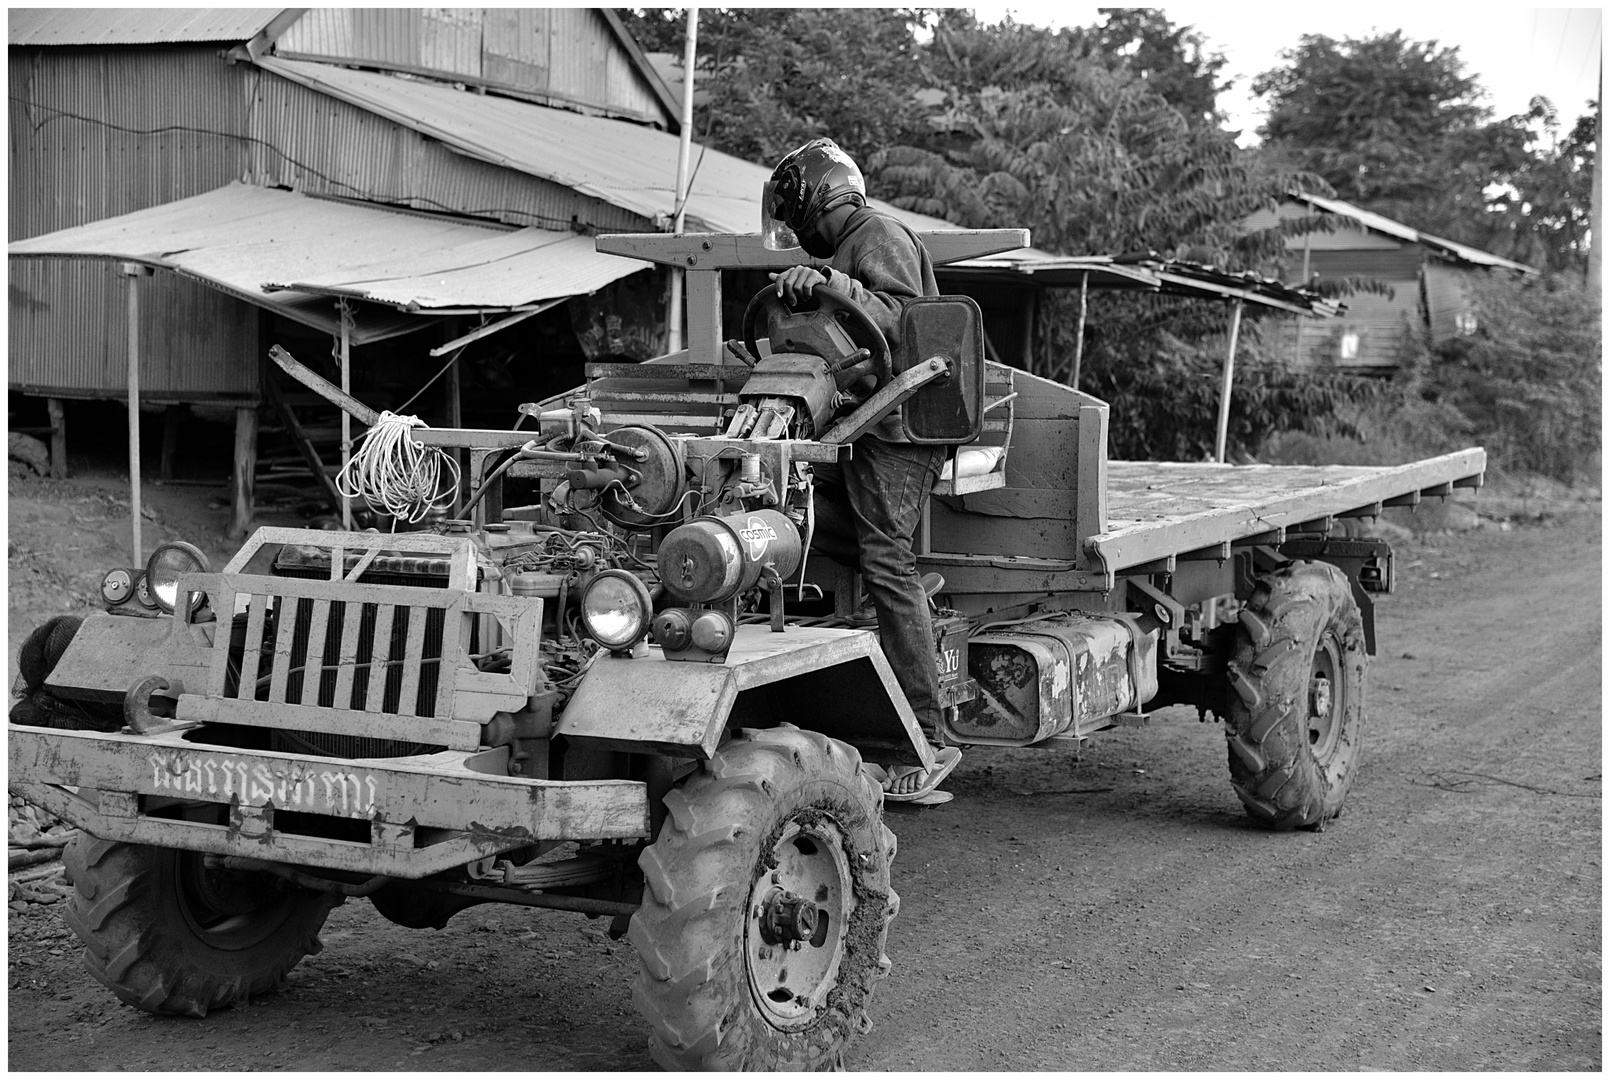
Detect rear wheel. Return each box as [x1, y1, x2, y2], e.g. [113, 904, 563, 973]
[62, 836, 340, 1016]
[629, 725, 898, 1070]
[1224, 560, 1367, 829]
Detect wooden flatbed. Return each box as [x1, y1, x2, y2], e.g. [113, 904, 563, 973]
[1091, 449, 1486, 573]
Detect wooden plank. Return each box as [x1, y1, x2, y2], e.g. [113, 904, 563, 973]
[586, 362, 752, 385]
[685, 268, 723, 364]
[205, 585, 239, 696]
[1076, 403, 1109, 548]
[329, 600, 366, 711]
[175, 695, 483, 752]
[267, 597, 297, 704]
[363, 604, 397, 713]
[395, 606, 427, 718]
[235, 595, 269, 701]
[300, 598, 332, 707]
[594, 229, 1028, 269]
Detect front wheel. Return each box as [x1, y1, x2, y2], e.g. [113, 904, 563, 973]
[629, 725, 898, 1070]
[62, 836, 340, 1016]
[1224, 560, 1367, 829]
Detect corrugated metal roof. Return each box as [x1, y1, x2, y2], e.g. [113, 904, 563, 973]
[8, 8, 284, 46]
[941, 251, 1343, 316]
[253, 55, 960, 237]
[1292, 191, 1537, 275]
[8, 182, 649, 340]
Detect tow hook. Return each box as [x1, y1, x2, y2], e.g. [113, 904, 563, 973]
[124, 674, 192, 736]
[758, 886, 820, 947]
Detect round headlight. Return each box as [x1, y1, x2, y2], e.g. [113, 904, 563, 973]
[579, 570, 653, 651]
[100, 568, 133, 605]
[145, 541, 210, 614]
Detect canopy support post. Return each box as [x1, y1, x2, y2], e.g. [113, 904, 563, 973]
[338, 300, 353, 529]
[666, 5, 699, 355]
[120, 262, 152, 567]
[1214, 298, 1245, 464]
[1070, 271, 1089, 390]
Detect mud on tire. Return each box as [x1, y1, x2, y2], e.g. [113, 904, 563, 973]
[62, 836, 341, 1017]
[629, 724, 898, 1070]
[1225, 560, 1367, 830]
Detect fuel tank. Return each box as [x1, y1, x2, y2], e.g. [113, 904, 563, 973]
[657, 509, 803, 603]
[946, 612, 1158, 746]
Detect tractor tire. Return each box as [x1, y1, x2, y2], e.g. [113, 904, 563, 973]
[1224, 560, 1367, 830]
[629, 724, 899, 1071]
[62, 836, 341, 1017]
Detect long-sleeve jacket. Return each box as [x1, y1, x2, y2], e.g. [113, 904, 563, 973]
[824, 207, 939, 442]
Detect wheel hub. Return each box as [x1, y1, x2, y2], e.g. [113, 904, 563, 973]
[758, 887, 822, 946]
[1307, 633, 1346, 760]
[745, 818, 853, 1031]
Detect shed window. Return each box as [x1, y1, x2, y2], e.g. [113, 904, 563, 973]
[1455, 312, 1478, 335]
[1339, 331, 1361, 360]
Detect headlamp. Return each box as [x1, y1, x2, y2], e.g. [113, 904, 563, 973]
[145, 541, 210, 614]
[579, 570, 654, 652]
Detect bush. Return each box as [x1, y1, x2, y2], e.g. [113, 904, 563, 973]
[1421, 273, 1601, 484]
[1072, 294, 1377, 461]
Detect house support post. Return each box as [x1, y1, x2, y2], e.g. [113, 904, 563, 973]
[121, 262, 152, 566]
[229, 407, 257, 539]
[1214, 298, 1245, 464]
[46, 398, 66, 479]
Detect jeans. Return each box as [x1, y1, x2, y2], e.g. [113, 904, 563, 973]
[811, 437, 947, 740]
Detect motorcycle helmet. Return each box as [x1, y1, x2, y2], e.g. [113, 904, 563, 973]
[764, 139, 866, 256]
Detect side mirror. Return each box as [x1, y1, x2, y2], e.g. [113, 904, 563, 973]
[893, 296, 986, 445]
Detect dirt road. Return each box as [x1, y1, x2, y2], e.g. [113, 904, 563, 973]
[7, 471, 1601, 1071]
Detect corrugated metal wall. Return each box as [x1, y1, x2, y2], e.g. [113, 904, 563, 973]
[8, 46, 263, 401]
[274, 8, 665, 123]
[244, 71, 649, 234]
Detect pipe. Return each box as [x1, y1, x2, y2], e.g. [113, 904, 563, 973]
[1214, 298, 1245, 464]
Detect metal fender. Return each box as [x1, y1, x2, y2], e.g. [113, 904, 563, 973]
[555, 624, 935, 769]
[44, 611, 213, 705]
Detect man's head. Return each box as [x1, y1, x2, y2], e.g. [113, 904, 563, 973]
[767, 138, 866, 258]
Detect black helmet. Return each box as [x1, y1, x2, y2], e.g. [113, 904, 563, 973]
[768, 138, 866, 236]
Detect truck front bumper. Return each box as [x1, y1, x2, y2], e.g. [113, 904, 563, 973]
[9, 725, 649, 879]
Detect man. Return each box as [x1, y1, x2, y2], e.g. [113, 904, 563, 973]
[764, 137, 961, 802]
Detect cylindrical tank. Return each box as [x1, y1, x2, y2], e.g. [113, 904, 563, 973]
[657, 509, 802, 603]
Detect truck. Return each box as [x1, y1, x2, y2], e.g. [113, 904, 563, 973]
[8, 228, 1485, 1070]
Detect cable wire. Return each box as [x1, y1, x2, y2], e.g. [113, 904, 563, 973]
[336, 411, 461, 525]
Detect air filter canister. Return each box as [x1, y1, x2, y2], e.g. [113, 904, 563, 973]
[658, 509, 802, 603]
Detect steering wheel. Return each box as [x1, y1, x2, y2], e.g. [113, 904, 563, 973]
[741, 282, 891, 389]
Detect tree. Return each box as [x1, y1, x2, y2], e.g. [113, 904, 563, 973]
[616, 8, 931, 166]
[1254, 31, 1488, 207]
[1090, 8, 1229, 128]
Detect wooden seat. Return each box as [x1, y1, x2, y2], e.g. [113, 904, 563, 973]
[933, 362, 1015, 497]
[173, 571, 542, 751]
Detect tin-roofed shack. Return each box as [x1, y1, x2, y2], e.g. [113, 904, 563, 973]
[1243, 193, 1536, 372]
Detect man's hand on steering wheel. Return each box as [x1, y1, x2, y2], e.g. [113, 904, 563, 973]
[769, 265, 832, 307]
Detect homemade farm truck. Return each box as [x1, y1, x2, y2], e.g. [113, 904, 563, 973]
[9, 229, 1484, 1070]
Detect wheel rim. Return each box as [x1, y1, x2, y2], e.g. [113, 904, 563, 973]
[745, 815, 854, 1031]
[1307, 631, 1346, 762]
[173, 853, 296, 950]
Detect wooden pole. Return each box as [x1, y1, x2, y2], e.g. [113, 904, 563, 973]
[1294, 231, 1312, 366]
[120, 262, 152, 566]
[666, 6, 699, 355]
[338, 301, 353, 529]
[1019, 287, 1036, 373]
[1069, 271, 1089, 390]
[1214, 298, 1245, 464]
[46, 398, 66, 478]
[229, 407, 257, 539]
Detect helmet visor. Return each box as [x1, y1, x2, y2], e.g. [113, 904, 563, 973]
[760, 180, 801, 252]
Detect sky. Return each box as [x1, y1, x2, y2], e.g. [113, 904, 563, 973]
[965, 3, 1602, 146]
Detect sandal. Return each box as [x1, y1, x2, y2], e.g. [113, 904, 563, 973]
[878, 746, 961, 803]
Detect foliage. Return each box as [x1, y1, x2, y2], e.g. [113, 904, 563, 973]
[1418, 273, 1601, 482]
[1254, 32, 1597, 276]
[616, 8, 931, 166]
[1066, 296, 1378, 461]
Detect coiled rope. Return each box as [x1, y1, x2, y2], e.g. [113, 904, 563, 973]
[335, 411, 461, 526]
